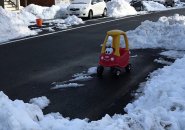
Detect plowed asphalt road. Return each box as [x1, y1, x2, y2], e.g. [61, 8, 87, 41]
[0, 8, 185, 120]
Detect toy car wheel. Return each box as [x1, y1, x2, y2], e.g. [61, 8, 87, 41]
[112, 68, 121, 77]
[125, 64, 131, 73]
[97, 66, 104, 77]
[110, 67, 115, 73]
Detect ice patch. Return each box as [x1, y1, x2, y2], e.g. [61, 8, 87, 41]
[52, 83, 84, 89]
[154, 58, 173, 65]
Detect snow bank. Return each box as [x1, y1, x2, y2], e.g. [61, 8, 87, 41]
[127, 14, 185, 50]
[0, 92, 43, 130]
[23, 2, 69, 19]
[107, 0, 137, 18]
[125, 56, 185, 130]
[64, 15, 84, 25]
[0, 5, 83, 44]
[0, 7, 37, 43]
[30, 96, 50, 109]
[143, 1, 167, 11]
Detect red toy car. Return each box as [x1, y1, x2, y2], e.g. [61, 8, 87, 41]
[97, 30, 131, 76]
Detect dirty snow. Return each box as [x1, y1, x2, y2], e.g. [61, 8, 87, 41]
[29, 96, 50, 109]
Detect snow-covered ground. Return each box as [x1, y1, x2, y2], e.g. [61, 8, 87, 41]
[0, 0, 185, 44]
[52, 67, 96, 89]
[1, 14, 185, 130]
[0, 3, 84, 44]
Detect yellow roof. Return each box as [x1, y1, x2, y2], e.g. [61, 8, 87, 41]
[107, 30, 126, 36]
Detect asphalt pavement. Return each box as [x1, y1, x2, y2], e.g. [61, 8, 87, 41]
[0, 8, 185, 120]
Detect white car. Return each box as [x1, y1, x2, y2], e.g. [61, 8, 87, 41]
[66, 0, 107, 19]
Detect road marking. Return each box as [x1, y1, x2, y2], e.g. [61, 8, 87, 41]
[2, 13, 151, 45]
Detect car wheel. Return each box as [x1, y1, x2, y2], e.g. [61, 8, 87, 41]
[125, 64, 131, 73]
[140, 5, 144, 11]
[88, 10, 93, 19]
[102, 8, 107, 17]
[112, 68, 121, 77]
[171, 1, 175, 7]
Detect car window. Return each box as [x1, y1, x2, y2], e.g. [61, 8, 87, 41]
[120, 35, 126, 48]
[97, 0, 103, 2]
[92, 0, 98, 4]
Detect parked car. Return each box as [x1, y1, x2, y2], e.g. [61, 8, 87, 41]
[130, 0, 144, 11]
[66, 0, 107, 19]
[152, 0, 175, 7]
[163, 0, 175, 7]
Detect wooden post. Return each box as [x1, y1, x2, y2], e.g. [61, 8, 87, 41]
[15, 0, 20, 9]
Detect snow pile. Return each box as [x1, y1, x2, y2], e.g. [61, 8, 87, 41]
[125, 56, 185, 130]
[0, 91, 43, 130]
[143, 1, 167, 11]
[127, 14, 185, 50]
[44, 15, 84, 30]
[23, 2, 69, 19]
[107, 0, 137, 18]
[29, 96, 50, 109]
[64, 15, 84, 25]
[0, 7, 37, 43]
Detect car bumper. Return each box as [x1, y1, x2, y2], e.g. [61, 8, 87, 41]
[66, 10, 88, 17]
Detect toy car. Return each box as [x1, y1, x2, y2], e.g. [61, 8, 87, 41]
[97, 30, 131, 76]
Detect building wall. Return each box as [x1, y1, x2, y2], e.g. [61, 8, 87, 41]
[0, 0, 4, 8]
[20, 0, 55, 7]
